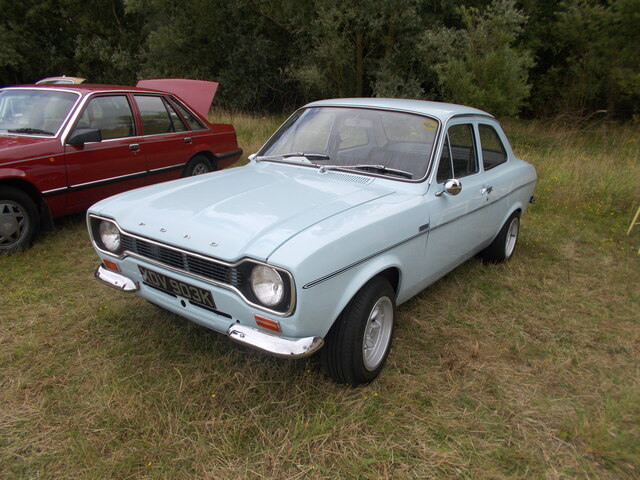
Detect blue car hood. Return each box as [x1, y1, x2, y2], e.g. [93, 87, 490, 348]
[90, 162, 393, 261]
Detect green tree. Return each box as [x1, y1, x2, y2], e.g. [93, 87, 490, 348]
[421, 0, 534, 116]
[554, 0, 638, 116]
[126, 0, 296, 110]
[521, 0, 639, 118]
[605, 0, 640, 116]
[0, 0, 141, 86]
[71, 0, 143, 84]
[0, 0, 76, 84]
[265, 0, 458, 101]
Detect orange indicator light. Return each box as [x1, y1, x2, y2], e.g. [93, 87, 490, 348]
[255, 315, 281, 333]
[103, 259, 120, 272]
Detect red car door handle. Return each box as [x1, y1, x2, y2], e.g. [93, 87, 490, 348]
[129, 144, 140, 152]
[184, 137, 192, 144]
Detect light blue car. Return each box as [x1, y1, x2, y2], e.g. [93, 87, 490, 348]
[88, 98, 537, 385]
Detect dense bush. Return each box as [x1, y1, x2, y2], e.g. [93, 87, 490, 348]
[0, 0, 638, 117]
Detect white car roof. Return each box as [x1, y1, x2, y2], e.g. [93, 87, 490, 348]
[304, 98, 494, 122]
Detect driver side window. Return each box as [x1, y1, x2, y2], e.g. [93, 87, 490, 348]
[436, 124, 478, 183]
[77, 95, 134, 140]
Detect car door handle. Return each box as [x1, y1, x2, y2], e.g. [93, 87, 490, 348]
[481, 185, 493, 195]
[129, 144, 140, 152]
[184, 137, 192, 144]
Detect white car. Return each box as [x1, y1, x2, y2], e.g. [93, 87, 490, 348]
[88, 98, 537, 385]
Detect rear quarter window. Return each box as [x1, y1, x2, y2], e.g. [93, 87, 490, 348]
[479, 124, 508, 170]
[171, 100, 207, 131]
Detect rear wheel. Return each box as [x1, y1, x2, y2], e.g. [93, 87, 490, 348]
[183, 154, 213, 177]
[481, 211, 520, 264]
[0, 187, 39, 255]
[322, 277, 395, 386]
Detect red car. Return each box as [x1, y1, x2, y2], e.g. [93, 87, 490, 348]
[0, 79, 242, 254]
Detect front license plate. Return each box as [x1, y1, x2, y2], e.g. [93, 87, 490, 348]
[138, 266, 216, 311]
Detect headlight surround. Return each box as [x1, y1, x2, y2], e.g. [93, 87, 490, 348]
[98, 220, 122, 253]
[250, 265, 285, 307]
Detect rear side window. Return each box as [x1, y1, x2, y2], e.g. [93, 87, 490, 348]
[135, 95, 187, 135]
[479, 124, 508, 170]
[436, 124, 478, 183]
[171, 100, 206, 130]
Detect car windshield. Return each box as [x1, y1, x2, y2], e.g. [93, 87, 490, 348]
[259, 106, 439, 180]
[0, 89, 79, 136]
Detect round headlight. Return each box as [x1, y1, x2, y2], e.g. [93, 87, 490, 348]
[250, 265, 284, 307]
[99, 220, 121, 253]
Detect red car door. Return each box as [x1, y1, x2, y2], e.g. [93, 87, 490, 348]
[133, 94, 193, 184]
[64, 94, 146, 210]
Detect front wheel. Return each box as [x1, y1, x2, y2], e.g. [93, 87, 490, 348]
[183, 154, 213, 177]
[0, 187, 40, 255]
[322, 277, 396, 386]
[481, 211, 520, 264]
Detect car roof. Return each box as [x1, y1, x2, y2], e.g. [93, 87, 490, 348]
[4, 80, 218, 119]
[35, 76, 86, 85]
[6, 84, 166, 94]
[304, 98, 494, 122]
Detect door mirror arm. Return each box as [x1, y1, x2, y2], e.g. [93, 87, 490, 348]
[435, 179, 462, 197]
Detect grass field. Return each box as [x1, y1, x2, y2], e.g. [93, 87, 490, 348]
[1, 114, 639, 479]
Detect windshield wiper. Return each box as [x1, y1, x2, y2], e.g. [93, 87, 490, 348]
[7, 128, 54, 135]
[321, 164, 414, 179]
[258, 152, 331, 162]
[281, 152, 331, 161]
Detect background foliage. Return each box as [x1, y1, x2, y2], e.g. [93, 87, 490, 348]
[0, 0, 639, 116]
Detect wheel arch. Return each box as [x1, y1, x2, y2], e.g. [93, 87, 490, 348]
[0, 178, 54, 232]
[489, 205, 523, 244]
[505, 205, 523, 226]
[376, 267, 400, 296]
[305, 256, 403, 339]
[192, 150, 217, 170]
[320, 266, 399, 385]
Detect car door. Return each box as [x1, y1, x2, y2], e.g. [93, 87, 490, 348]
[64, 94, 145, 210]
[422, 121, 493, 281]
[133, 94, 193, 183]
[476, 122, 512, 233]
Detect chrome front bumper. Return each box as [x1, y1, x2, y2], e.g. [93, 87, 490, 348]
[94, 264, 324, 359]
[95, 264, 139, 292]
[228, 325, 324, 359]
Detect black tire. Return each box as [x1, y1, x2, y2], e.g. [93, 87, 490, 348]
[322, 277, 396, 386]
[481, 211, 520, 264]
[183, 154, 213, 177]
[0, 186, 40, 255]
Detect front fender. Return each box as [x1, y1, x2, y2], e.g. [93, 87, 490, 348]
[267, 190, 429, 339]
[0, 167, 29, 181]
[286, 253, 403, 339]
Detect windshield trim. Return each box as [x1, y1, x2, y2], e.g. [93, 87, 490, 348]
[0, 87, 82, 139]
[256, 106, 442, 184]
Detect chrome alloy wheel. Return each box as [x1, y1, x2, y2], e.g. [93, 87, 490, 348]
[362, 296, 394, 371]
[191, 163, 210, 175]
[505, 216, 519, 259]
[0, 200, 29, 250]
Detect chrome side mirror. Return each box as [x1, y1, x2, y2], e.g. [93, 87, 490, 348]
[435, 179, 462, 197]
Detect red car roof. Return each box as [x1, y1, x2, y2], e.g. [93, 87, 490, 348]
[7, 79, 219, 119]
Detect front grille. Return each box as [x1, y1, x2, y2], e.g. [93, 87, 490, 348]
[121, 235, 243, 287]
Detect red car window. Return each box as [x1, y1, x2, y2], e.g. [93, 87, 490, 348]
[77, 95, 135, 139]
